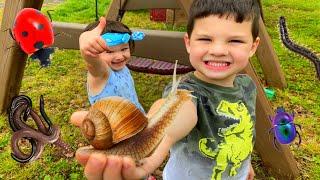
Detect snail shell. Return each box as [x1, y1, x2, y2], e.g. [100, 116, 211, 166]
[81, 97, 148, 150]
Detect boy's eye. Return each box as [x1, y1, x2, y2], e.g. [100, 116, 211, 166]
[230, 40, 244, 43]
[198, 38, 211, 41]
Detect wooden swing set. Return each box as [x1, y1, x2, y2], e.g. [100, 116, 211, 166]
[0, 0, 298, 178]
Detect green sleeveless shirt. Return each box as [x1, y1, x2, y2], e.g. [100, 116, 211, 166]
[162, 72, 257, 180]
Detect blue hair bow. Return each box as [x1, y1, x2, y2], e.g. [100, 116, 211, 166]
[101, 31, 145, 47]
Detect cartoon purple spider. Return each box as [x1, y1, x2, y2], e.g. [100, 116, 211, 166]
[268, 107, 302, 149]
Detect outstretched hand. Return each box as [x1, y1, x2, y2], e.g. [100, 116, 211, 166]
[70, 111, 162, 180]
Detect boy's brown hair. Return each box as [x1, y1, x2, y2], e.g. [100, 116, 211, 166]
[187, 0, 262, 39]
[84, 20, 135, 51]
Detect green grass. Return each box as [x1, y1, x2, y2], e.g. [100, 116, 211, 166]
[0, 0, 319, 179]
[42, 0, 110, 23]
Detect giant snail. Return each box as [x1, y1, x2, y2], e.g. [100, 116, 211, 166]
[79, 61, 194, 161]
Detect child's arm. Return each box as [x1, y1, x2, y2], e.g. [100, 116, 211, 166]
[79, 17, 109, 78]
[73, 99, 197, 179]
[247, 162, 255, 180]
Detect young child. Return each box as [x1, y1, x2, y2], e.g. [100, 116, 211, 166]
[70, 17, 145, 125]
[73, 0, 261, 179]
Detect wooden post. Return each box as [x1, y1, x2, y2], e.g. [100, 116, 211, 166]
[105, 0, 126, 20]
[256, 18, 287, 88]
[0, 0, 44, 113]
[243, 64, 299, 178]
[166, 9, 187, 26]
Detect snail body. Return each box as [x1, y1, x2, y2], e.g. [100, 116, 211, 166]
[80, 88, 192, 161]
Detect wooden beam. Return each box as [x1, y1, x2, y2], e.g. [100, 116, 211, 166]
[52, 22, 190, 66]
[52, 22, 86, 50]
[0, 0, 44, 113]
[133, 30, 189, 65]
[256, 18, 287, 88]
[243, 64, 299, 178]
[124, 0, 180, 10]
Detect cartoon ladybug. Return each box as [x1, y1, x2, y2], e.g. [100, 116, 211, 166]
[12, 8, 55, 67]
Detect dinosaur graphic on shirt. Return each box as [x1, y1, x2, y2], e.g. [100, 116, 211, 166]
[198, 100, 254, 180]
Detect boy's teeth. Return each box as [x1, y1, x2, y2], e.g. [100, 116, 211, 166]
[207, 61, 229, 67]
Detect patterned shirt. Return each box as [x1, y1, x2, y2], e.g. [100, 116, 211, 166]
[88, 66, 145, 113]
[162, 72, 257, 180]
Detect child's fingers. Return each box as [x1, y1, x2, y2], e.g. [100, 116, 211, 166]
[70, 111, 88, 127]
[83, 51, 98, 59]
[97, 38, 109, 51]
[84, 153, 108, 180]
[81, 44, 101, 58]
[75, 148, 91, 166]
[89, 44, 103, 54]
[102, 156, 123, 180]
[92, 39, 107, 53]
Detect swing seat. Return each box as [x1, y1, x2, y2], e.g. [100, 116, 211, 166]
[127, 56, 194, 75]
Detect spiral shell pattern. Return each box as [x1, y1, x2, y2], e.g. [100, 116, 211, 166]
[81, 97, 148, 150]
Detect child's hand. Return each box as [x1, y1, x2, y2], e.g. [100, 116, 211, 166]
[79, 17, 108, 60]
[76, 150, 152, 180]
[70, 111, 156, 180]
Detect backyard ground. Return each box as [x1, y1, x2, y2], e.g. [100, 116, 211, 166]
[0, 0, 319, 179]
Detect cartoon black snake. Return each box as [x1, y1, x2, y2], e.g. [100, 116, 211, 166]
[8, 95, 74, 163]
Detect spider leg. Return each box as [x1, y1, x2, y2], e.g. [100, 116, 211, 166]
[314, 60, 320, 80]
[295, 128, 302, 146]
[46, 10, 54, 22]
[268, 127, 275, 145]
[268, 127, 275, 134]
[273, 136, 280, 151]
[9, 28, 16, 41]
[295, 124, 302, 132]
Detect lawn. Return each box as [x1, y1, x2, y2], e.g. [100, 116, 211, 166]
[0, 0, 319, 179]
